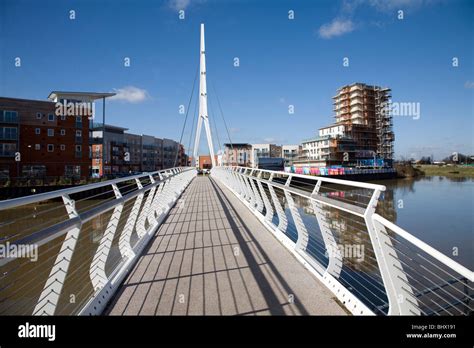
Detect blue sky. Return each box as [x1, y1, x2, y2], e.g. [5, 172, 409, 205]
[1, 0, 473, 159]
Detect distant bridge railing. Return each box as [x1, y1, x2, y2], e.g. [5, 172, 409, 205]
[0, 167, 196, 315]
[212, 166, 473, 315]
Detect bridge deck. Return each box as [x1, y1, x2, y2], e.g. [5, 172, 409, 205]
[106, 176, 346, 315]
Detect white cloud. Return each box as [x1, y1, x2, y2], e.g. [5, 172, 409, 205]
[318, 0, 438, 39]
[263, 137, 276, 143]
[110, 86, 150, 103]
[318, 19, 355, 39]
[368, 0, 427, 12]
[464, 81, 474, 89]
[168, 0, 193, 11]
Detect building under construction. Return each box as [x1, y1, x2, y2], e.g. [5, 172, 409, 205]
[333, 83, 394, 164]
[298, 83, 394, 168]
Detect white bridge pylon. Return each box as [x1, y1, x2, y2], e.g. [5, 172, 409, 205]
[193, 23, 216, 168]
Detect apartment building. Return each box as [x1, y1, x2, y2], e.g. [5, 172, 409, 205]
[92, 126, 186, 176]
[333, 83, 394, 163]
[251, 143, 282, 167]
[0, 96, 92, 179]
[222, 143, 252, 167]
[282, 145, 300, 166]
[297, 83, 394, 168]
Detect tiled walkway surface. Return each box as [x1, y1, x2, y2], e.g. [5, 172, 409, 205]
[106, 176, 346, 315]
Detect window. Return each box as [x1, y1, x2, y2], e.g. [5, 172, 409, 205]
[1, 110, 18, 123]
[60, 144, 65, 151]
[48, 114, 54, 121]
[0, 127, 18, 140]
[47, 129, 54, 137]
[35, 144, 40, 150]
[36, 113, 42, 119]
[35, 128, 41, 135]
[47, 144, 54, 152]
[21, 165, 46, 177]
[65, 165, 81, 177]
[60, 129, 66, 136]
[75, 116, 82, 128]
[75, 145, 82, 158]
[0, 143, 17, 157]
[61, 115, 66, 121]
[76, 130, 82, 137]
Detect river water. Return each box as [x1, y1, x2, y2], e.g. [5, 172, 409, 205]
[371, 176, 473, 269]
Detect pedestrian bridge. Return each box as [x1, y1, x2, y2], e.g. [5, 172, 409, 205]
[0, 167, 472, 316]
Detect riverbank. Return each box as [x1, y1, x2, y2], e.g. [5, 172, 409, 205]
[416, 164, 474, 178]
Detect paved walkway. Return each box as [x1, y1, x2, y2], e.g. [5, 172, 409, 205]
[106, 176, 346, 315]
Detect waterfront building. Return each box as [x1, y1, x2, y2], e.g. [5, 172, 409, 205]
[333, 83, 394, 164]
[92, 126, 186, 176]
[282, 144, 300, 167]
[222, 143, 252, 167]
[251, 143, 283, 167]
[0, 95, 96, 179]
[297, 83, 394, 168]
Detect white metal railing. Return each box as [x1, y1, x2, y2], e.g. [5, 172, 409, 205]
[0, 167, 196, 315]
[211, 166, 473, 316]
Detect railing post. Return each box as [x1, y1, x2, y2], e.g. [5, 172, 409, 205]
[248, 170, 264, 213]
[283, 175, 309, 251]
[89, 183, 123, 292]
[256, 171, 273, 222]
[364, 189, 421, 315]
[136, 175, 157, 239]
[33, 194, 81, 315]
[267, 173, 288, 232]
[118, 178, 144, 259]
[311, 180, 342, 278]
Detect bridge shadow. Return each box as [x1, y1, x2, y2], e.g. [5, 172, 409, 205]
[105, 176, 313, 315]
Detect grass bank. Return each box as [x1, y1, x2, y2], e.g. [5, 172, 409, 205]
[417, 165, 474, 178]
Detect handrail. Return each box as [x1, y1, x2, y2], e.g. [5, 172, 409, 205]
[212, 166, 473, 316]
[372, 214, 473, 282]
[227, 165, 387, 191]
[0, 168, 181, 210]
[0, 167, 196, 315]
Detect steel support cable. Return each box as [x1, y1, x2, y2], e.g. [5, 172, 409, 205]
[0, 195, 153, 300]
[174, 65, 199, 168]
[242, 181, 386, 297]
[238, 180, 390, 307]
[381, 245, 471, 313]
[381, 231, 474, 293]
[208, 90, 222, 154]
[278, 221, 388, 304]
[0, 181, 151, 245]
[0, 179, 144, 233]
[0, 176, 188, 315]
[210, 81, 233, 153]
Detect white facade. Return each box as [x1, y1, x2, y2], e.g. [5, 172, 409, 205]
[318, 124, 345, 138]
[282, 145, 299, 166]
[301, 137, 330, 161]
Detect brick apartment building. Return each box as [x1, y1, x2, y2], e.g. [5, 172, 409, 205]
[91, 124, 188, 177]
[0, 96, 91, 179]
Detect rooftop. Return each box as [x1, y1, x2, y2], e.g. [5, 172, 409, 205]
[48, 91, 117, 102]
